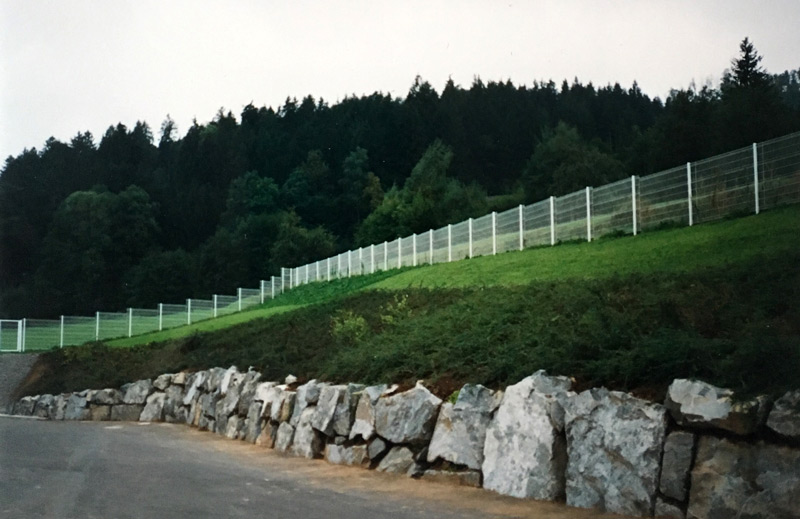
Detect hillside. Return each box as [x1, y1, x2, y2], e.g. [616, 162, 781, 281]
[13, 205, 800, 402]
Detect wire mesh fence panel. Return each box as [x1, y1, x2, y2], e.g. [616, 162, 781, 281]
[555, 190, 588, 242]
[592, 177, 634, 238]
[22, 319, 60, 351]
[431, 227, 449, 264]
[0, 321, 21, 352]
[637, 167, 687, 230]
[215, 295, 239, 316]
[131, 308, 159, 336]
[239, 288, 261, 310]
[386, 238, 400, 270]
[471, 213, 494, 257]
[97, 312, 128, 341]
[759, 132, 800, 211]
[692, 146, 754, 224]
[450, 220, 471, 260]
[399, 236, 414, 267]
[416, 230, 432, 265]
[160, 304, 188, 330]
[189, 299, 214, 323]
[496, 206, 520, 254]
[346, 250, 358, 276]
[62, 316, 97, 346]
[372, 243, 386, 272]
[271, 276, 282, 297]
[523, 199, 551, 247]
[281, 269, 292, 290]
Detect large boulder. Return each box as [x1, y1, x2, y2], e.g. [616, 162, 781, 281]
[152, 373, 173, 391]
[482, 372, 572, 500]
[664, 379, 769, 436]
[659, 431, 695, 503]
[182, 371, 207, 406]
[91, 389, 123, 405]
[33, 395, 55, 419]
[564, 388, 667, 517]
[244, 401, 263, 443]
[688, 436, 800, 519]
[51, 395, 69, 420]
[64, 393, 90, 420]
[311, 385, 347, 436]
[428, 384, 495, 470]
[292, 407, 324, 459]
[162, 385, 185, 422]
[325, 444, 369, 466]
[236, 370, 263, 416]
[111, 404, 144, 421]
[332, 383, 366, 437]
[290, 380, 325, 426]
[374, 384, 442, 445]
[140, 392, 166, 422]
[376, 446, 416, 475]
[122, 379, 153, 404]
[275, 422, 295, 452]
[14, 396, 37, 416]
[349, 385, 388, 441]
[216, 370, 245, 420]
[766, 390, 800, 439]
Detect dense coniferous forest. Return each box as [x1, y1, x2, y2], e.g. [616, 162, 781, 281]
[1, 39, 798, 319]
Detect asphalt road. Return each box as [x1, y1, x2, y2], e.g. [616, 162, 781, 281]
[0, 417, 614, 519]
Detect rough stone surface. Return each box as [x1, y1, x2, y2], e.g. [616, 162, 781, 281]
[482, 372, 572, 500]
[89, 404, 111, 421]
[0, 353, 39, 413]
[659, 431, 695, 502]
[140, 392, 166, 422]
[349, 385, 387, 441]
[428, 384, 494, 470]
[325, 444, 369, 466]
[224, 415, 243, 439]
[688, 436, 800, 519]
[236, 370, 263, 416]
[244, 401, 263, 443]
[255, 421, 277, 448]
[172, 372, 187, 386]
[311, 385, 347, 436]
[122, 379, 153, 404]
[766, 389, 800, 439]
[292, 407, 324, 459]
[290, 380, 325, 426]
[111, 404, 144, 421]
[182, 371, 207, 406]
[253, 382, 276, 405]
[162, 385, 184, 422]
[332, 383, 366, 437]
[422, 470, 482, 488]
[285, 374, 297, 385]
[376, 446, 416, 474]
[91, 389, 123, 405]
[52, 395, 68, 420]
[367, 437, 389, 460]
[564, 388, 667, 517]
[665, 379, 769, 436]
[152, 373, 173, 391]
[33, 394, 55, 418]
[64, 394, 90, 420]
[275, 422, 295, 452]
[374, 384, 442, 445]
[14, 396, 36, 416]
[271, 389, 296, 423]
[217, 371, 245, 421]
[655, 498, 684, 519]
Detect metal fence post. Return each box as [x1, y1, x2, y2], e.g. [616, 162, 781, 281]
[468, 218, 473, 258]
[348, 251, 352, 277]
[753, 142, 760, 214]
[549, 196, 556, 245]
[518, 204, 524, 251]
[260, 281, 265, 304]
[159, 303, 163, 331]
[305, 264, 309, 284]
[585, 187, 592, 242]
[60, 315, 64, 348]
[358, 248, 363, 275]
[447, 224, 452, 262]
[631, 176, 638, 236]
[384, 241, 388, 270]
[187, 299, 192, 325]
[492, 212, 497, 255]
[21, 318, 26, 352]
[238, 288, 243, 311]
[412, 234, 417, 266]
[397, 238, 402, 268]
[96, 311, 100, 341]
[371, 244, 375, 273]
[213, 295, 218, 317]
[128, 308, 133, 338]
[272, 278, 276, 299]
[687, 162, 693, 226]
[326, 258, 331, 281]
[316, 261, 320, 281]
[429, 230, 434, 263]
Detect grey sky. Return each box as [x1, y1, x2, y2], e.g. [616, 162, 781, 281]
[1, 0, 798, 161]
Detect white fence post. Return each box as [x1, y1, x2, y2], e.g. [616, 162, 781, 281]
[429, 230, 434, 263]
[213, 295, 218, 317]
[687, 162, 693, 226]
[158, 304, 163, 331]
[21, 318, 26, 352]
[397, 238, 402, 268]
[492, 212, 497, 255]
[260, 281, 265, 304]
[753, 142, 760, 214]
[359, 248, 363, 275]
[272, 278, 276, 299]
[383, 241, 388, 271]
[518, 204, 524, 251]
[412, 234, 417, 266]
[305, 264, 309, 284]
[631, 176, 638, 236]
[549, 196, 556, 245]
[348, 251, 352, 277]
[326, 258, 331, 281]
[238, 288, 243, 311]
[95, 311, 100, 341]
[60, 315, 64, 348]
[370, 244, 375, 273]
[187, 299, 192, 325]
[447, 224, 452, 262]
[585, 187, 592, 242]
[468, 218, 473, 258]
[127, 308, 132, 338]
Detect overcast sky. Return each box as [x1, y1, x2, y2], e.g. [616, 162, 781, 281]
[1, 1, 798, 161]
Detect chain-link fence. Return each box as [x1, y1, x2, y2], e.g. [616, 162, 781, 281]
[5, 131, 799, 353]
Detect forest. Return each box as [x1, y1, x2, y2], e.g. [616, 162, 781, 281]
[1, 38, 798, 319]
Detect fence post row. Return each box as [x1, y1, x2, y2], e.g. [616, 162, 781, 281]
[753, 142, 760, 215]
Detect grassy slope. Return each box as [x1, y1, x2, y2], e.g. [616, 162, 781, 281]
[17, 206, 800, 400]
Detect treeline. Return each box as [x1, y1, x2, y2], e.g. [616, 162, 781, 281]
[1, 38, 798, 319]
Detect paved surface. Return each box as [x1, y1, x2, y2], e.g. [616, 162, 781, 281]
[0, 418, 616, 519]
[0, 354, 38, 412]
